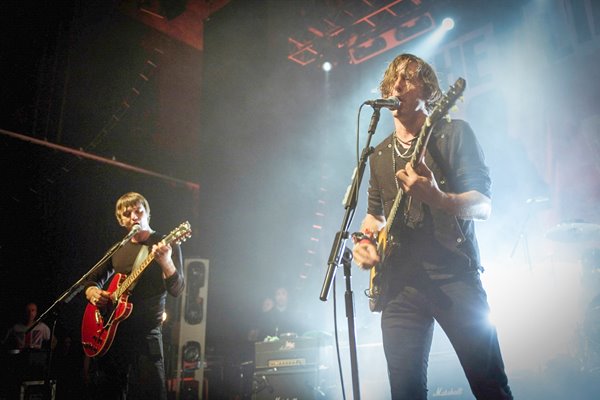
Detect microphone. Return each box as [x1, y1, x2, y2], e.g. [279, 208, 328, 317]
[364, 96, 401, 110]
[120, 224, 141, 244]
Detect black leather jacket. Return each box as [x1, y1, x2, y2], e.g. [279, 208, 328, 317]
[367, 119, 491, 272]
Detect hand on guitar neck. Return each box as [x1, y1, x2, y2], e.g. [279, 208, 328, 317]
[395, 159, 445, 209]
[152, 241, 178, 280]
[397, 161, 491, 220]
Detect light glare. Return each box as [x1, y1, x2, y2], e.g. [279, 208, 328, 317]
[442, 17, 455, 31]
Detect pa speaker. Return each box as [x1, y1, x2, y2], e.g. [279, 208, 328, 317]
[171, 258, 209, 400]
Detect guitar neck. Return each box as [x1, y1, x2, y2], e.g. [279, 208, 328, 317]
[114, 253, 155, 298]
[411, 117, 433, 168]
[384, 117, 432, 234]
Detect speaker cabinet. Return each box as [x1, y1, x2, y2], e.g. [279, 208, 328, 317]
[172, 258, 209, 399]
[20, 380, 56, 400]
[252, 368, 334, 400]
[428, 352, 472, 399]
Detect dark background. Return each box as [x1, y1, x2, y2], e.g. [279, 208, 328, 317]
[2, 0, 600, 398]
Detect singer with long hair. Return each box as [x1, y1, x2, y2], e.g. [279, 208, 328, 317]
[351, 53, 512, 399]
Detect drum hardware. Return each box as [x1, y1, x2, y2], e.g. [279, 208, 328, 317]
[546, 222, 600, 243]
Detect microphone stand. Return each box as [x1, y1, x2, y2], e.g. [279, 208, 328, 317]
[26, 232, 133, 400]
[320, 106, 381, 400]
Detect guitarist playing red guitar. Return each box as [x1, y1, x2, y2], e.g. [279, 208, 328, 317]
[82, 192, 186, 400]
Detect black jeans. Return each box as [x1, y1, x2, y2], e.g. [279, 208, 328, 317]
[91, 327, 167, 400]
[381, 274, 512, 400]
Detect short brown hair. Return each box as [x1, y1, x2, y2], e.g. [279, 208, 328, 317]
[379, 53, 442, 112]
[115, 192, 150, 225]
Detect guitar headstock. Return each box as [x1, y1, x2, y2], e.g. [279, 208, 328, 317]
[164, 221, 192, 246]
[429, 77, 466, 125]
[414, 78, 467, 166]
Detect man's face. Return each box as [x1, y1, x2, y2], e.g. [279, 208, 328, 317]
[118, 202, 150, 231]
[390, 61, 426, 116]
[262, 298, 274, 312]
[26, 303, 37, 322]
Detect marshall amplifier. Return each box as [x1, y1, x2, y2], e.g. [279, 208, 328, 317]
[254, 337, 320, 370]
[252, 367, 329, 400]
[428, 350, 472, 399]
[252, 336, 337, 399]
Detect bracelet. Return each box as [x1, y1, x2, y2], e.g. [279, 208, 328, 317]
[351, 231, 376, 245]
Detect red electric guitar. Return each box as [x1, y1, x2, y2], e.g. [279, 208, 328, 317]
[81, 221, 191, 357]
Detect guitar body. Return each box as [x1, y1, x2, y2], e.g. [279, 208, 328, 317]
[368, 263, 383, 312]
[81, 273, 133, 357]
[368, 228, 389, 312]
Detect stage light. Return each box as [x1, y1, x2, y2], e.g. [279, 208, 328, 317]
[322, 61, 333, 72]
[441, 17, 455, 31]
[410, 17, 454, 58]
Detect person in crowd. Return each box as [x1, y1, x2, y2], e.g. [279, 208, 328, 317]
[247, 296, 274, 342]
[2, 302, 53, 350]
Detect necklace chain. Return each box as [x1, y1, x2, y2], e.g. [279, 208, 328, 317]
[397, 136, 414, 146]
[393, 134, 416, 159]
[392, 133, 417, 190]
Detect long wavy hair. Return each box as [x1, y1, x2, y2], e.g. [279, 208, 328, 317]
[379, 53, 442, 112]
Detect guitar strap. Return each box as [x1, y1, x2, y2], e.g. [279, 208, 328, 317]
[128, 244, 149, 292]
